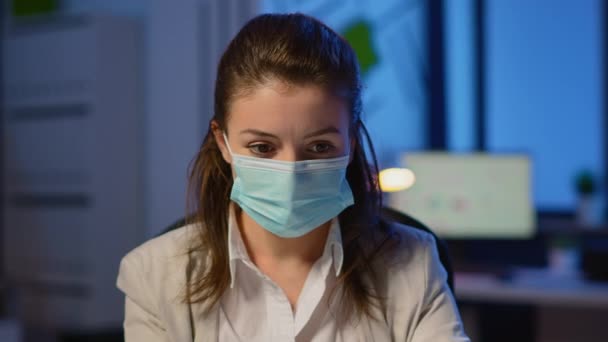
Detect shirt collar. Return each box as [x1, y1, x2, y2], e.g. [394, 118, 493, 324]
[227, 205, 344, 288]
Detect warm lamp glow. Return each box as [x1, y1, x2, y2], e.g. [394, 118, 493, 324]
[379, 168, 416, 192]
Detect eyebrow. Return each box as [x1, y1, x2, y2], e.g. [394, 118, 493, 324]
[239, 126, 342, 139]
[239, 129, 279, 139]
[303, 126, 341, 139]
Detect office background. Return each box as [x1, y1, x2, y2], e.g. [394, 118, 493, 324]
[1, 0, 607, 341]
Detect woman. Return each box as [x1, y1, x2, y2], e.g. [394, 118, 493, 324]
[117, 13, 469, 341]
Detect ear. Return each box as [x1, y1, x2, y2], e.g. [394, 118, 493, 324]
[211, 120, 232, 164]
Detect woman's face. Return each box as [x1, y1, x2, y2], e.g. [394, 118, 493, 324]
[215, 81, 352, 163]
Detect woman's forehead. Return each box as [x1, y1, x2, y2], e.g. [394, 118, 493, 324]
[226, 82, 351, 136]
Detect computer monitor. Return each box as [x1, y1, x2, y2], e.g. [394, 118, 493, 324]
[388, 152, 535, 239]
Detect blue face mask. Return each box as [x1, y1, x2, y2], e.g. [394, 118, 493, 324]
[223, 133, 354, 238]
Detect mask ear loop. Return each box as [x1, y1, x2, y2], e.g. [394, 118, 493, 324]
[222, 132, 234, 156]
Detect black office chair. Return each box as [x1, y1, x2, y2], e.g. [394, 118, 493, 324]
[160, 207, 454, 293]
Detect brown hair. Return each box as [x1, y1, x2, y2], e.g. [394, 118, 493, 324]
[185, 13, 394, 319]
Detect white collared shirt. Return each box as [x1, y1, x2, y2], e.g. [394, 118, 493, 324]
[219, 209, 352, 342]
[117, 213, 471, 342]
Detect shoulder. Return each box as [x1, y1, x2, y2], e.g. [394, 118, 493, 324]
[366, 222, 447, 332]
[391, 221, 437, 247]
[374, 221, 447, 298]
[118, 223, 202, 274]
[119, 224, 199, 275]
[116, 224, 212, 340]
[116, 224, 201, 310]
[380, 221, 439, 269]
[379, 223, 469, 341]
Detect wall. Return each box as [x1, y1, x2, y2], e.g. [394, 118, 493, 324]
[38, 0, 258, 236]
[486, 0, 603, 210]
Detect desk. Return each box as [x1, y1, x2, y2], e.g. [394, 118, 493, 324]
[454, 269, 608, 309]
[454, 269, 608, 342]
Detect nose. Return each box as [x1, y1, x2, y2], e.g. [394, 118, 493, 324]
[275, 145, 304, 162]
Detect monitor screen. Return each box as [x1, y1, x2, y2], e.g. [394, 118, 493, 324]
[388, 153, 535, 239]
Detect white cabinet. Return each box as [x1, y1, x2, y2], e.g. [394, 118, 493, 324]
[3, 15, 142, 329]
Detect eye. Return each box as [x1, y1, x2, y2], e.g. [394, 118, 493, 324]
[309, 142, 334, 154]
[248, 143, 275, 156]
